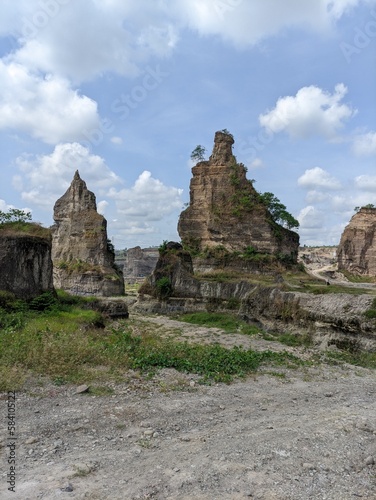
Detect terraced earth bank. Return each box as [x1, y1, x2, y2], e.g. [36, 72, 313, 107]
[1, 314, 376, 500]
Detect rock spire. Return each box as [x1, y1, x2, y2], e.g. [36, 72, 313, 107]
[51, 171, 124, 296]
[178, 131, 299, 260]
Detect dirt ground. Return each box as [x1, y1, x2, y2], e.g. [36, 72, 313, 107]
[1, 312, 376, 500]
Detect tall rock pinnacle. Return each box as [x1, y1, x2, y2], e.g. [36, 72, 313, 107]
[51, 171, 124, 296]
[178, 131, 299, 261]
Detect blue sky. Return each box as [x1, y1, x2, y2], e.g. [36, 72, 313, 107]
[0, 0, 375, 249]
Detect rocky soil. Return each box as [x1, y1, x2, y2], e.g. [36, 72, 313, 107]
[1, 314, 376, 500]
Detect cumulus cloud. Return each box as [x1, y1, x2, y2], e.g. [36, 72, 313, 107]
[298, 167, 342, 190]
[0, 61, 100, 144]
[169, 0, 375, 47]
[108, 170, 183, 221]
[0, 1, 369, 146]
[0, 0, 373, 84]
[97, 200, 109, 215]
[355, 175, 376, 191]
[259, 84, 355, 140]
[7, 0, 176, 83]
[352, 132, 376, 156]
[14, 142, 121, 208]
[297, 205, 325, 229]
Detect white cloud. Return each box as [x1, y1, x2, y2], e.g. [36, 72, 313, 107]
[249, 158, 264, 169]
[259, 84, 355, 140]
[97, 200, 109, 215]
[108, 170, 183, 222]
[355, 175, 376, 191]
[14, 143, 121, 208]
[305, 190, 331, 204]
[111, 136, 124, 145]
[7, 1, 176, 84]
[170, 0, 374, 47]
[0, 1, 373, 84]
[297, 205, 325, 229]
[0, 199, 31, 214]
[298, 167, 342, 189]
[352, 132, 376, 156]
[0, 61, 100, 144]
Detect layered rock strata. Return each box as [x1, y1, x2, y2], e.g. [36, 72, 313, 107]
[0, 225, 54, 299]
[178, 131, 299, 261]
[123, 246, 159, 283]
[337, 207, 376, 276]
[51, 171, 124, 296]
[136, 243, 376, 351]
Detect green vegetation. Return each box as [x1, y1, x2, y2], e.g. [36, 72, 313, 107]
[0, 208, 50, 238]
[57, 259, 101, 274]
[365, 298, 376, 319]
[155, 277, 173, 299]
[0, 293, 305, 390]
[326, 350, 376, 369]
[259, 192, 299, 230]
[262, 331, 312, 347]
[354, 203, 375, 212]
[190, 145, 206, 162]
[178, 312, 260, 336]
[158, 240, 169, 255]
[0, 208, 32, 224]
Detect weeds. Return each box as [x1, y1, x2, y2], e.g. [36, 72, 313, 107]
[0, 295, 303, 390]
[178, 312, 260, 336]
[326, 350, 376, 369]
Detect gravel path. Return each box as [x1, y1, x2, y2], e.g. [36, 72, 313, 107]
[1, 334, 376, 499]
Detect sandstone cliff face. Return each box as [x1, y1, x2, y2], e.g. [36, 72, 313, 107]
[0, 226, 54, 299]
[337, 208, 376, 276]
[123, 246, 159, 283]
[136, 244, 376, 351]
[178, 131, 299, 260]
[51, 171, 124, 296]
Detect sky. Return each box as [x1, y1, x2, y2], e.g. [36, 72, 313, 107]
[0, 0, 375, 249]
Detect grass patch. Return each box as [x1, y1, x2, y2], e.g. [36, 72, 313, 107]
[341, 271, 376, 283]
[0, 221, 50, 239]
[364, 297, 376, 318]
[326, 350, 376, 369]
[272, 332, 312, 347]
[306, 284, 373, 295]
[0, 299, 303, 388]
[177, 312, 260, 336]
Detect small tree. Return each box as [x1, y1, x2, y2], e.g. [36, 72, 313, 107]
[259, 192, 299, 230]
[220, 129, 234, 139]
[190, 145, 206, 162]
[0, 208, 32, 224]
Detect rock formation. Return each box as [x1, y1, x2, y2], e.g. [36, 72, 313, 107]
[123, 246, 159, 283]
[178, 131, 299, 262]
[136, 242, 376, 351]
[337, 207, 376, 276]
[0, 224, 54, 299]
[51, 171, 124, 296]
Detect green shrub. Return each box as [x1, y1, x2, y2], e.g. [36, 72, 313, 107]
[28, 292, 58, 311]
[155, 277, 173, 299]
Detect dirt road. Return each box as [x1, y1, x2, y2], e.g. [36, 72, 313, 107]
[2, 315, 376, 499]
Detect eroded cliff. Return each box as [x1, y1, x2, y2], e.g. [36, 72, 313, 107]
[337, 207, 376, 276]
[0, 224, 54, 299]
